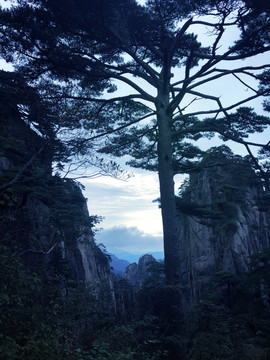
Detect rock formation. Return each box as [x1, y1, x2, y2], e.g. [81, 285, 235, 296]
[176, 149, 270, 307]
[125, 254, 157, 291]
[0, 92, 115, 307]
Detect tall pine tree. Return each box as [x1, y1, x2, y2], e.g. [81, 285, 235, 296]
[1, 0, 269, 283]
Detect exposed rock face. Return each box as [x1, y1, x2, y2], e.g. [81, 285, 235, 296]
[0, 96, 115, 307]
[125, 254, 156, 291]
[18, 189, 113, 288]
[177, 154, 270, 307]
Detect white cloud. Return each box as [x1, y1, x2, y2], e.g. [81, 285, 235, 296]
[82, 170, 163, 236]
[95, 226, 163, 254]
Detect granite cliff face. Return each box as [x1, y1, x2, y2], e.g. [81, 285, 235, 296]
[176, 153, 270, 307]
[125, 254, 157, 291]
[0, 96, 114, 304]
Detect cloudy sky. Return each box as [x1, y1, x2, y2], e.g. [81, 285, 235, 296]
[82, 168, 167, 257]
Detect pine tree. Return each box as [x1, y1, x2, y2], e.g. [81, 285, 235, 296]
[1, 0, 270, 283]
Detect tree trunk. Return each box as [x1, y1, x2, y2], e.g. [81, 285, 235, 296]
[156, 98, 181, 285]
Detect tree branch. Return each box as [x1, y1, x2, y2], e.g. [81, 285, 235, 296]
[20, 239, 60, 257]
[0, 146, 45, 193]
[169, 17, 194, 60]
[172, 64, 270, 88]
[108, 73, 156, 102]
[175, 89, 268, 118]
[185, 65, 270, 91]
[244, 143, 270, 190]
[80, 110, 156, 143]
[78, 50, 159, 88]
[46, 93, 146, 103]
[119, 45, 160, 87]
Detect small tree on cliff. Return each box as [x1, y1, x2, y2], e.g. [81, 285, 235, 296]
[1, 0, 270, 284]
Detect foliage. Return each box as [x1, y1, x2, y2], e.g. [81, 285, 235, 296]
[0, 126, 112, 360]
[0, 193, 111, 360]
[0, 70, 129, 183]
[88, 323, 169, 360]
[88, 245, 270, 360]
[0, 244, 81, 359]
[1, 0, 270, 283]
[181, 248, 270, 359]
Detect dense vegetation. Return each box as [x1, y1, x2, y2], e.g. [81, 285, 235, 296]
[1, 228, 270, 359]
[0, 89, 112, 359]
[95, 250, 270, 360]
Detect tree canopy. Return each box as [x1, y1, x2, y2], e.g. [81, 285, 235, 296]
[0, 0, 270, 283]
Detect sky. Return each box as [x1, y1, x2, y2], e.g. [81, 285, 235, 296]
[1, 0, 269, 261]
[83, 167, 165, 257]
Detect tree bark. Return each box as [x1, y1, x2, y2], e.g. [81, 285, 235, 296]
[156, 95, 181, 285]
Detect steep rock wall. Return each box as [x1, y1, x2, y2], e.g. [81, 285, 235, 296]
[177, 157, 270, 307]
[0, 96, 115, 306]
[125, 254, 156, 291]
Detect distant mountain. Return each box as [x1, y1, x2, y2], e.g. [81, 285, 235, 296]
[108, 250, 164, 264]
[108, 252, 164, 275]
[125, 254, 159, 291]
[109, 254, 130, 275]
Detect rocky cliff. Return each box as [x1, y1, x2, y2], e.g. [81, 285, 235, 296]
[176, 149, 270, 307]
[0, 93, 115, 304]
[125, 254, 157, 291]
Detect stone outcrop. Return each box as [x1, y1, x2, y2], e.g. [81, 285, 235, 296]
[125, 254, 156, 291]
[0, 94, 115, 307]
[17, 187, 114, 288]
[176, 152, 270, 307]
